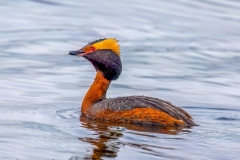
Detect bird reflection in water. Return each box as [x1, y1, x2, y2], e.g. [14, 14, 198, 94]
[79, 114, 123, 159]
[77, 114, 191, 160]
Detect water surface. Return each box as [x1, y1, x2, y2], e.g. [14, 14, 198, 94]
[0, 0, 240, 159]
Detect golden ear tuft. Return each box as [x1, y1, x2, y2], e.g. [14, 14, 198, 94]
[92, 38, 121, 56]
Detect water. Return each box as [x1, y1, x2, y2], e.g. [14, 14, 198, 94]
[0, 0, 240, 159]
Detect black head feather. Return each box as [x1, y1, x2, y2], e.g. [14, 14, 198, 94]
[83, 49, 122, 81]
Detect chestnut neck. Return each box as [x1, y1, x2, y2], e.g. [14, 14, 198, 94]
[81, 71, 111, 114]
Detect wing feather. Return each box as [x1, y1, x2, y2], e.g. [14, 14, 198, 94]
[91, 96, 195, 126]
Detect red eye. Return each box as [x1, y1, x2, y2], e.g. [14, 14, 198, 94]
[90, 46, 95, 52]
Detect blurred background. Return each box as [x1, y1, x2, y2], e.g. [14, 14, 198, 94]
[0, 0, 240, 159]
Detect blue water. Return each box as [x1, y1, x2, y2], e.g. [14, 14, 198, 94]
[0, 0, 240, 159]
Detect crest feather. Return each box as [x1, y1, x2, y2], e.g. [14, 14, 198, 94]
[92, 38, 120, 56]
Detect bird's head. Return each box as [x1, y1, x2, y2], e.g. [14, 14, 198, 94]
[68, 38, 122, 81]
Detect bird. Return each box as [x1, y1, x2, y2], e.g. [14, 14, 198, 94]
[68, 38, 196, 129]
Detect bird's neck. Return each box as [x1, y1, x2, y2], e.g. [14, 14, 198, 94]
[81, 71, 111, 114]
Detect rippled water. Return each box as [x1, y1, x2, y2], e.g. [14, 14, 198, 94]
[1, 0, 240, 159]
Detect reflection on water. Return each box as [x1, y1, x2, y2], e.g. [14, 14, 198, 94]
[1, 0, 240, 159]
[80, 115, 123, 159]
[79, 114, 195, 160]
[79, 115, 192, 159]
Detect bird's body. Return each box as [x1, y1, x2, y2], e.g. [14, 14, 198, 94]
[68, 38, 196, 129]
